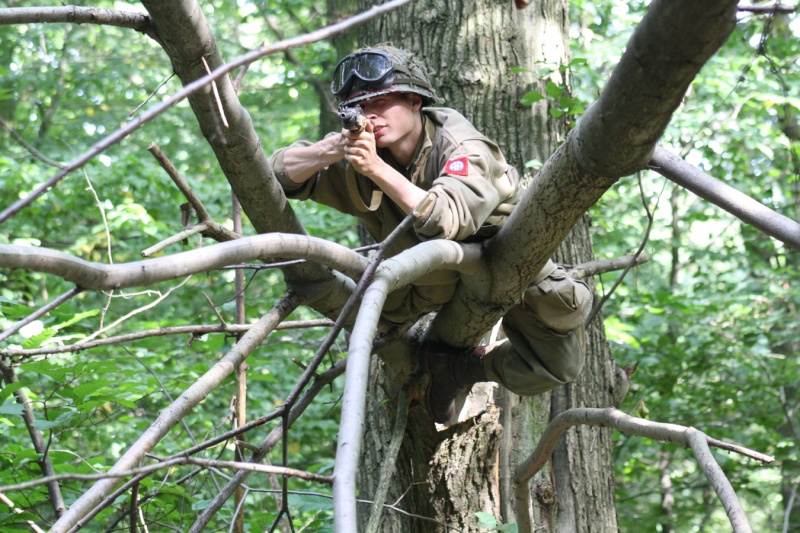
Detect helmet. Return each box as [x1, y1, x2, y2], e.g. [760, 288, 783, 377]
[331, 43, 442, 108]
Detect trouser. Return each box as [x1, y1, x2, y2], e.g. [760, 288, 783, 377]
[482, 261, 591, 396]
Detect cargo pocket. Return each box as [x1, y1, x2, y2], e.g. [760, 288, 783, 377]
[524, 264, 592, 334]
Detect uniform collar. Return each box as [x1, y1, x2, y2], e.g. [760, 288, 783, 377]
[406, 114, 435, 184]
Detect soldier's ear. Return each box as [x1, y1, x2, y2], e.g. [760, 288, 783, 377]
[407, 93, 423, 111]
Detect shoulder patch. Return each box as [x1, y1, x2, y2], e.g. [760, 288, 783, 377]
[444, 156, 469, 177]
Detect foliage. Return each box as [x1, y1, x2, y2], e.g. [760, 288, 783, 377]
[1, 0, 798, 531]
[572, 1, 800, 531]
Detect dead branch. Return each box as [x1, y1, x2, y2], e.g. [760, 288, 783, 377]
[365, 373, 419, 533]
[513, 407, 773, 533]
[187, 359, 347, 531]
[0, 320, 334, 360]
[0, 117, 64, 168]
[650, 147, 800, 251]
[0, 492, 46, 533]
[565, 254, 649, 279]
[147, 143, 240, 246]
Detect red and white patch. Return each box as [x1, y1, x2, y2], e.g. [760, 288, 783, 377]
[444, 156, 469, 177]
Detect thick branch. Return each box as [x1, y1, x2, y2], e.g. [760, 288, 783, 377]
[0, 7, 157, 41]
[0, 235, 368, 290]
[433, 0, 739, 345]
[650, 147, 800, 251]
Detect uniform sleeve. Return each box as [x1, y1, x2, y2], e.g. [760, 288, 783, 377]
[414, 141, 517, 241]
[270, 140, 366, 217]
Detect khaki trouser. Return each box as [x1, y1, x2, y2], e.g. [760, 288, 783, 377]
[483, 261, 591, 396]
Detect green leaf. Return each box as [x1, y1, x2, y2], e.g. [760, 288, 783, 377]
[476, 511, 498, 528]
[545, 81, 564, 98]
[22, 328, 56, 349]
[0, 382, 24, 404]
[549, 109, 565, 117]
[519, 91, 544, 106]
[0, 400, 23, 417]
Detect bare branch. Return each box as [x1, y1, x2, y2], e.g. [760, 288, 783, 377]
[365, 374, 419, 533]
[650, 147, 800, 252]
[0, 456, 331, 493]
[738, 3, 796, 14]
[685, 427, 752, 532]
[0, 492, 46, 533]
[187, 359, 347, 532]
[0, 320, 334, 359]
[143, 143, 240, 250]
[0, 117, 64, 168]
[0, 234, 369, 290]
[513, 408, 772, 533]
[0, 6, 157, 40]
[565, 254, 649, 279]
[0, 286, 83, 344]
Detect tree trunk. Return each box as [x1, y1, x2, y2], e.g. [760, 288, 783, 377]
[353, 0, 619, 530]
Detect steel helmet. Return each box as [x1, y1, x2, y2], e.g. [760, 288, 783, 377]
[331, 43, 442, 107]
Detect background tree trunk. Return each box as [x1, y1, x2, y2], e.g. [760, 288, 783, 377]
[351, 0, 620, 530]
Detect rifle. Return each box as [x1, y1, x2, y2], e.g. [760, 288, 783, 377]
[339, 105, 367, 133]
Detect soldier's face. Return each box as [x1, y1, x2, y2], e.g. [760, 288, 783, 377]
[360, 93, 423, 149]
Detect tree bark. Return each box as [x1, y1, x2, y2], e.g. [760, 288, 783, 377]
[354, 0, 618, 531]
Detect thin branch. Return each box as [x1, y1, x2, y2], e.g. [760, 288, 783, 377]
[685, 427, 752, 532]
[51, 292, 301, 533]
[649, 147, 800, 252]
[0, 117, 64, 168]
[0, 0, 413, 225]
[565, 254, 649, 279]
[76, 277, 191, 345]
[140, 223, 210, 257]
[0, 456, 331, 493]
[147, 143, 240, 245]
[0, 492, 47, 533]
[738, 3, 796, 14]
[365, 373, 419, 533]
[0, 286, 83, 344]
[186, 359, 348, 532]
[200, 56, 229, 129]
[0, 7, 158, 41]
[0, 320, 333, 359]
[585, 172, 658, 325]
[0, 360, 66, 519]
[513, 408, 772, 533]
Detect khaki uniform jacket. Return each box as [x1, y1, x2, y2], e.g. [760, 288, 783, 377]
[271, 107, 519, 323]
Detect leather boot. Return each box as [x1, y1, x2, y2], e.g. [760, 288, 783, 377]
[421, 342, 488, 424]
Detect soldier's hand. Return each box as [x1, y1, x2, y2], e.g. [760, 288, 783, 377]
[343, 121, 384, 178]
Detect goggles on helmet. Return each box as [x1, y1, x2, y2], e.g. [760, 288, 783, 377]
[330, 51, 395, 99]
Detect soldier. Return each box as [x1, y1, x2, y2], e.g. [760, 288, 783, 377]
[270, 44, 591, 424]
